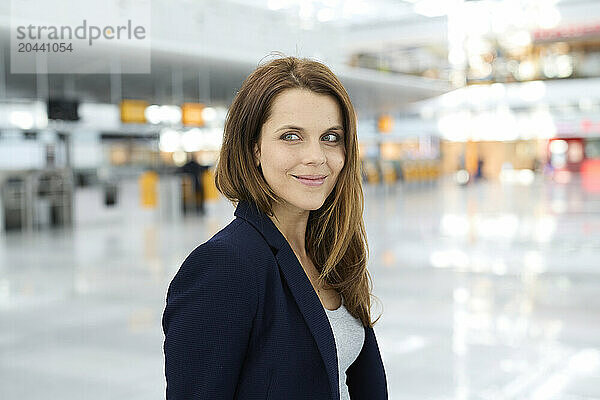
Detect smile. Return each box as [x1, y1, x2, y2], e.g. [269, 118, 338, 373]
[292, 175, 326, 187]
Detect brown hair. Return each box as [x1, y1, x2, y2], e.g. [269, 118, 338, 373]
[214, 54, 381, 328]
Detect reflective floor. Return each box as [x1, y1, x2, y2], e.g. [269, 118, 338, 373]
[1, 176, 599, 399]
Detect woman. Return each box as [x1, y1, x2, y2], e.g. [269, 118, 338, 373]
[162, 55, 388, 400]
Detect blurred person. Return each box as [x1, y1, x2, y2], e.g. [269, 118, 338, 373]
[178, 153, 208, 215]
[533, 157, 542, 173]
[475, 157, 485, 180]
[162, 55, 387, 400]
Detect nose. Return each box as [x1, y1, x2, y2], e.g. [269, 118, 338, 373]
[302, 139, 327, 166]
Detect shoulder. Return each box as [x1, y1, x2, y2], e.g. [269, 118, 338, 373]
[166, 217, 272, 299]
[211, 216, 277, 265]
[165, 220, 244, 295]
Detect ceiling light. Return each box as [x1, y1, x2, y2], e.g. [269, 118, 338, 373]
[413, 0, 449, 18]
[201, 107, 217, 122]
[538, 6, 561, 29]
[317, 8, 335, 22]
[159, 128, 181, 152]
[10, 111, 34, 130]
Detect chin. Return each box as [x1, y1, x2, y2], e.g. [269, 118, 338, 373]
[286, 196, 326, 212]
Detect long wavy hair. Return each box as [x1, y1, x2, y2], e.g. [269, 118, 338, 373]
[215, 54, 381, 328]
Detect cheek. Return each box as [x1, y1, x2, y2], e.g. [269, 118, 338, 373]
[330, 150, 345, 173]
[264, 150, 295, 177]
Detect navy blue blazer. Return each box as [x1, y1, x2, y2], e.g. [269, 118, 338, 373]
[162, 199, 388, 399]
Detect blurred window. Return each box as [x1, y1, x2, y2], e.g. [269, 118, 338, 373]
[584, 138, 600, 159]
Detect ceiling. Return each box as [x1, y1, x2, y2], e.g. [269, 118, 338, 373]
[11, 0, 598, 118]
[0, 32, 450, 118]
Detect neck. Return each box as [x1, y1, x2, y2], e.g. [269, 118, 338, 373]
[269, 201, 310, 259]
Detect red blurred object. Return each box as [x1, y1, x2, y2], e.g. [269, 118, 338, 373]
[581, 119, 592, 133]
[581, 159, 600, 193]
[548, 136, 600, 190]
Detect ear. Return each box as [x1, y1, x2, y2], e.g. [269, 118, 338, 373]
[253, 143, 260, 167]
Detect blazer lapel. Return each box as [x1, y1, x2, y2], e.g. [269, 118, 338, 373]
[234, 200, 340, 400]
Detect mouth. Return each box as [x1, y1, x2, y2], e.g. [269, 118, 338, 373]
[292, 175, 327, 187]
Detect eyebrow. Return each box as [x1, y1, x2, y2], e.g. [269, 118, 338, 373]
[275, 124, 344, 133]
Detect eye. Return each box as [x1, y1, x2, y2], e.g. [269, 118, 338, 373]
[322, 132, 342, 143]
[281, 132, 300, 141]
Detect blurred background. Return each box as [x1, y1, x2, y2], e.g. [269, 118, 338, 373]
[1, 0, 600, 399]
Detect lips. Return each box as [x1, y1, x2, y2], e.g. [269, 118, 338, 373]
[293, 175, 327, 180]
[292, 174, 327, 187]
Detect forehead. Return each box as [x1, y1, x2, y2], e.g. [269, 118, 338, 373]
[265, 88, 343, 130]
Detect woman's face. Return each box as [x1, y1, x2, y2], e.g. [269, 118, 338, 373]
[254, 88, 346, 213]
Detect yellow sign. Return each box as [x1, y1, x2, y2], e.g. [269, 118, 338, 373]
[202, 168, 219, 200]
[465, 140, 478, 175]
[120, 99, 149, 124]
[182, 102, 205, 126]
[377, 114, 394, 133]
[139, 171, 158, 208]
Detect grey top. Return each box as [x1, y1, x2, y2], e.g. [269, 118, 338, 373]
[324, 294, 365, 400]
